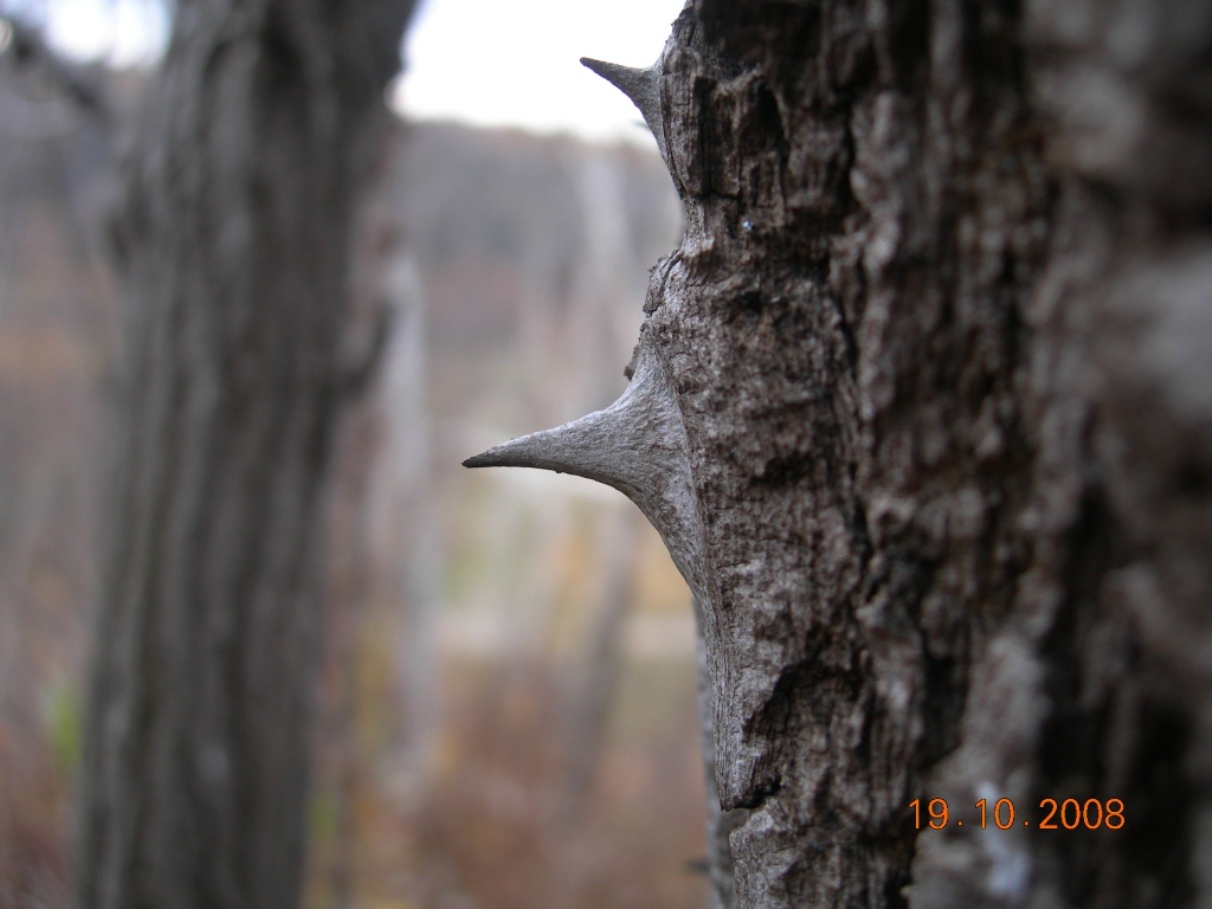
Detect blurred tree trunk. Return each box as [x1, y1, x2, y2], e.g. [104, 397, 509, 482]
[648, 1, 1212, 907]
[75, 2, 416, 907]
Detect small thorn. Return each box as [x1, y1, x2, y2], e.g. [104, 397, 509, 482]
[580, 56, 666, 158]
[462, 409, 619, 484]
[463, 342, 706, 601]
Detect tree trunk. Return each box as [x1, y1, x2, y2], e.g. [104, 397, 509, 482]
[471, 1, 1212, 906]
[75, 2, 415, 907]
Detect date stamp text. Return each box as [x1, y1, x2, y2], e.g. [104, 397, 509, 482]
[910, 797, 1124, 831]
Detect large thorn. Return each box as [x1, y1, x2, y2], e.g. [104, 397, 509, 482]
[464, 341, 706, 600]
[580, 56, 667, 160]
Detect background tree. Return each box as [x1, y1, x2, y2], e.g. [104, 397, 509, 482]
[75, 1, 418, 906]
[470, 0, 1212, 907]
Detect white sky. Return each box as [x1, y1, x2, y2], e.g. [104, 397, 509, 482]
[395, 0, 685, 142]
[41, 0, 168, 67]
[32, 0, 686, 143]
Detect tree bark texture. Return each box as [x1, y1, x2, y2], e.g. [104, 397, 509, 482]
[641, 1, 1212, 907]
[75, 2, 415, 907]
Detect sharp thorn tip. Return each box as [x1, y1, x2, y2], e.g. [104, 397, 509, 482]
[463, 450, 500, 469]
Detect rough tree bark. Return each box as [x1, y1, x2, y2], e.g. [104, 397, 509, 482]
[75, 2, 416, 907]
[469, 1, 1212, 907]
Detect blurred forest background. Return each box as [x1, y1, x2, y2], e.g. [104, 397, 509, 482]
[0, 7, 709, 907]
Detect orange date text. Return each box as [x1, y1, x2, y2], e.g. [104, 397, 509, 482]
[909, 797, 1124, 831]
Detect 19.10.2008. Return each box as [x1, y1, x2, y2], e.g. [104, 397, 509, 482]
[910, 797, 1125, 830]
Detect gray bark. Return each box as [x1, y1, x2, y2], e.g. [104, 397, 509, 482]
[471, 0, 1212, 906]
[74, 2, 415, 907]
